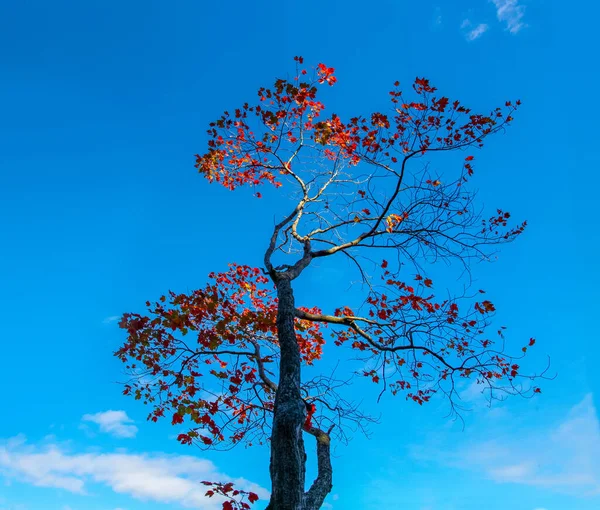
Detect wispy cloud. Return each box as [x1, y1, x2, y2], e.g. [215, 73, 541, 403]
[461, 19, 489, 41]
[81, 411, 138, 439]
[432, 7, 442, 28]
[0, 437, 268, 509]
[411, 394, 600, 496]
[467, 23, 489, 41]
[103, 315, 120, 324]
[491, 0, 526, 34]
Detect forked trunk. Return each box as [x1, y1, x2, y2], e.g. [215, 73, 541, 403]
[266, 277, 307, 509]
[266, 276, 333, 510]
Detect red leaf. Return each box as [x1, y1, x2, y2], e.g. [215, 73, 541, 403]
[177, 433, 192, 445]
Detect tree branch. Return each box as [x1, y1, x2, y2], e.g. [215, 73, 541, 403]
[295, 308, 455, 371]
[303, 425, 334, 510]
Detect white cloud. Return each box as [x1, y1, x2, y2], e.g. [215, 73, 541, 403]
[461, 19, 489, 41]
[411, 394, 600, 496]
[460, 379, 487, 403]
[491, 0, 526, 33]
[0, 438, 269, 509]
[103, 316, 120, 324]
[490, 461, 536, 480]
[467, 24, 489, 41]
[82, 411, 138, 439]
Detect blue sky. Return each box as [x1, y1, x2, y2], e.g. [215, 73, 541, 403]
[1, 1, 599, 509]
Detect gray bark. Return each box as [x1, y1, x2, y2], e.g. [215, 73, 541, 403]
[266, 275, 334, 510]
[303, 430, 333, 509]
[266, 276, 308, 510]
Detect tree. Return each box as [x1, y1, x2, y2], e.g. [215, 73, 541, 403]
[115, 57, 545, 510]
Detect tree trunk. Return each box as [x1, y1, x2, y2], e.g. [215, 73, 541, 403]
[266, 276, 307, 510]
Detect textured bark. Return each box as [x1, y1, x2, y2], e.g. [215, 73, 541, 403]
[266, 276, 308, 510]
[303, 430, 333, 510]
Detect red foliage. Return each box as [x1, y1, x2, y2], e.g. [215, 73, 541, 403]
[116, 264, 325, 448]
[332, 261, 541, 403]
[195, 57, 521, 200]
[201, 481, 260, 510]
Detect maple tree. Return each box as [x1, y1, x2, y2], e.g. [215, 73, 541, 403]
[115, 57, 546, 510]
